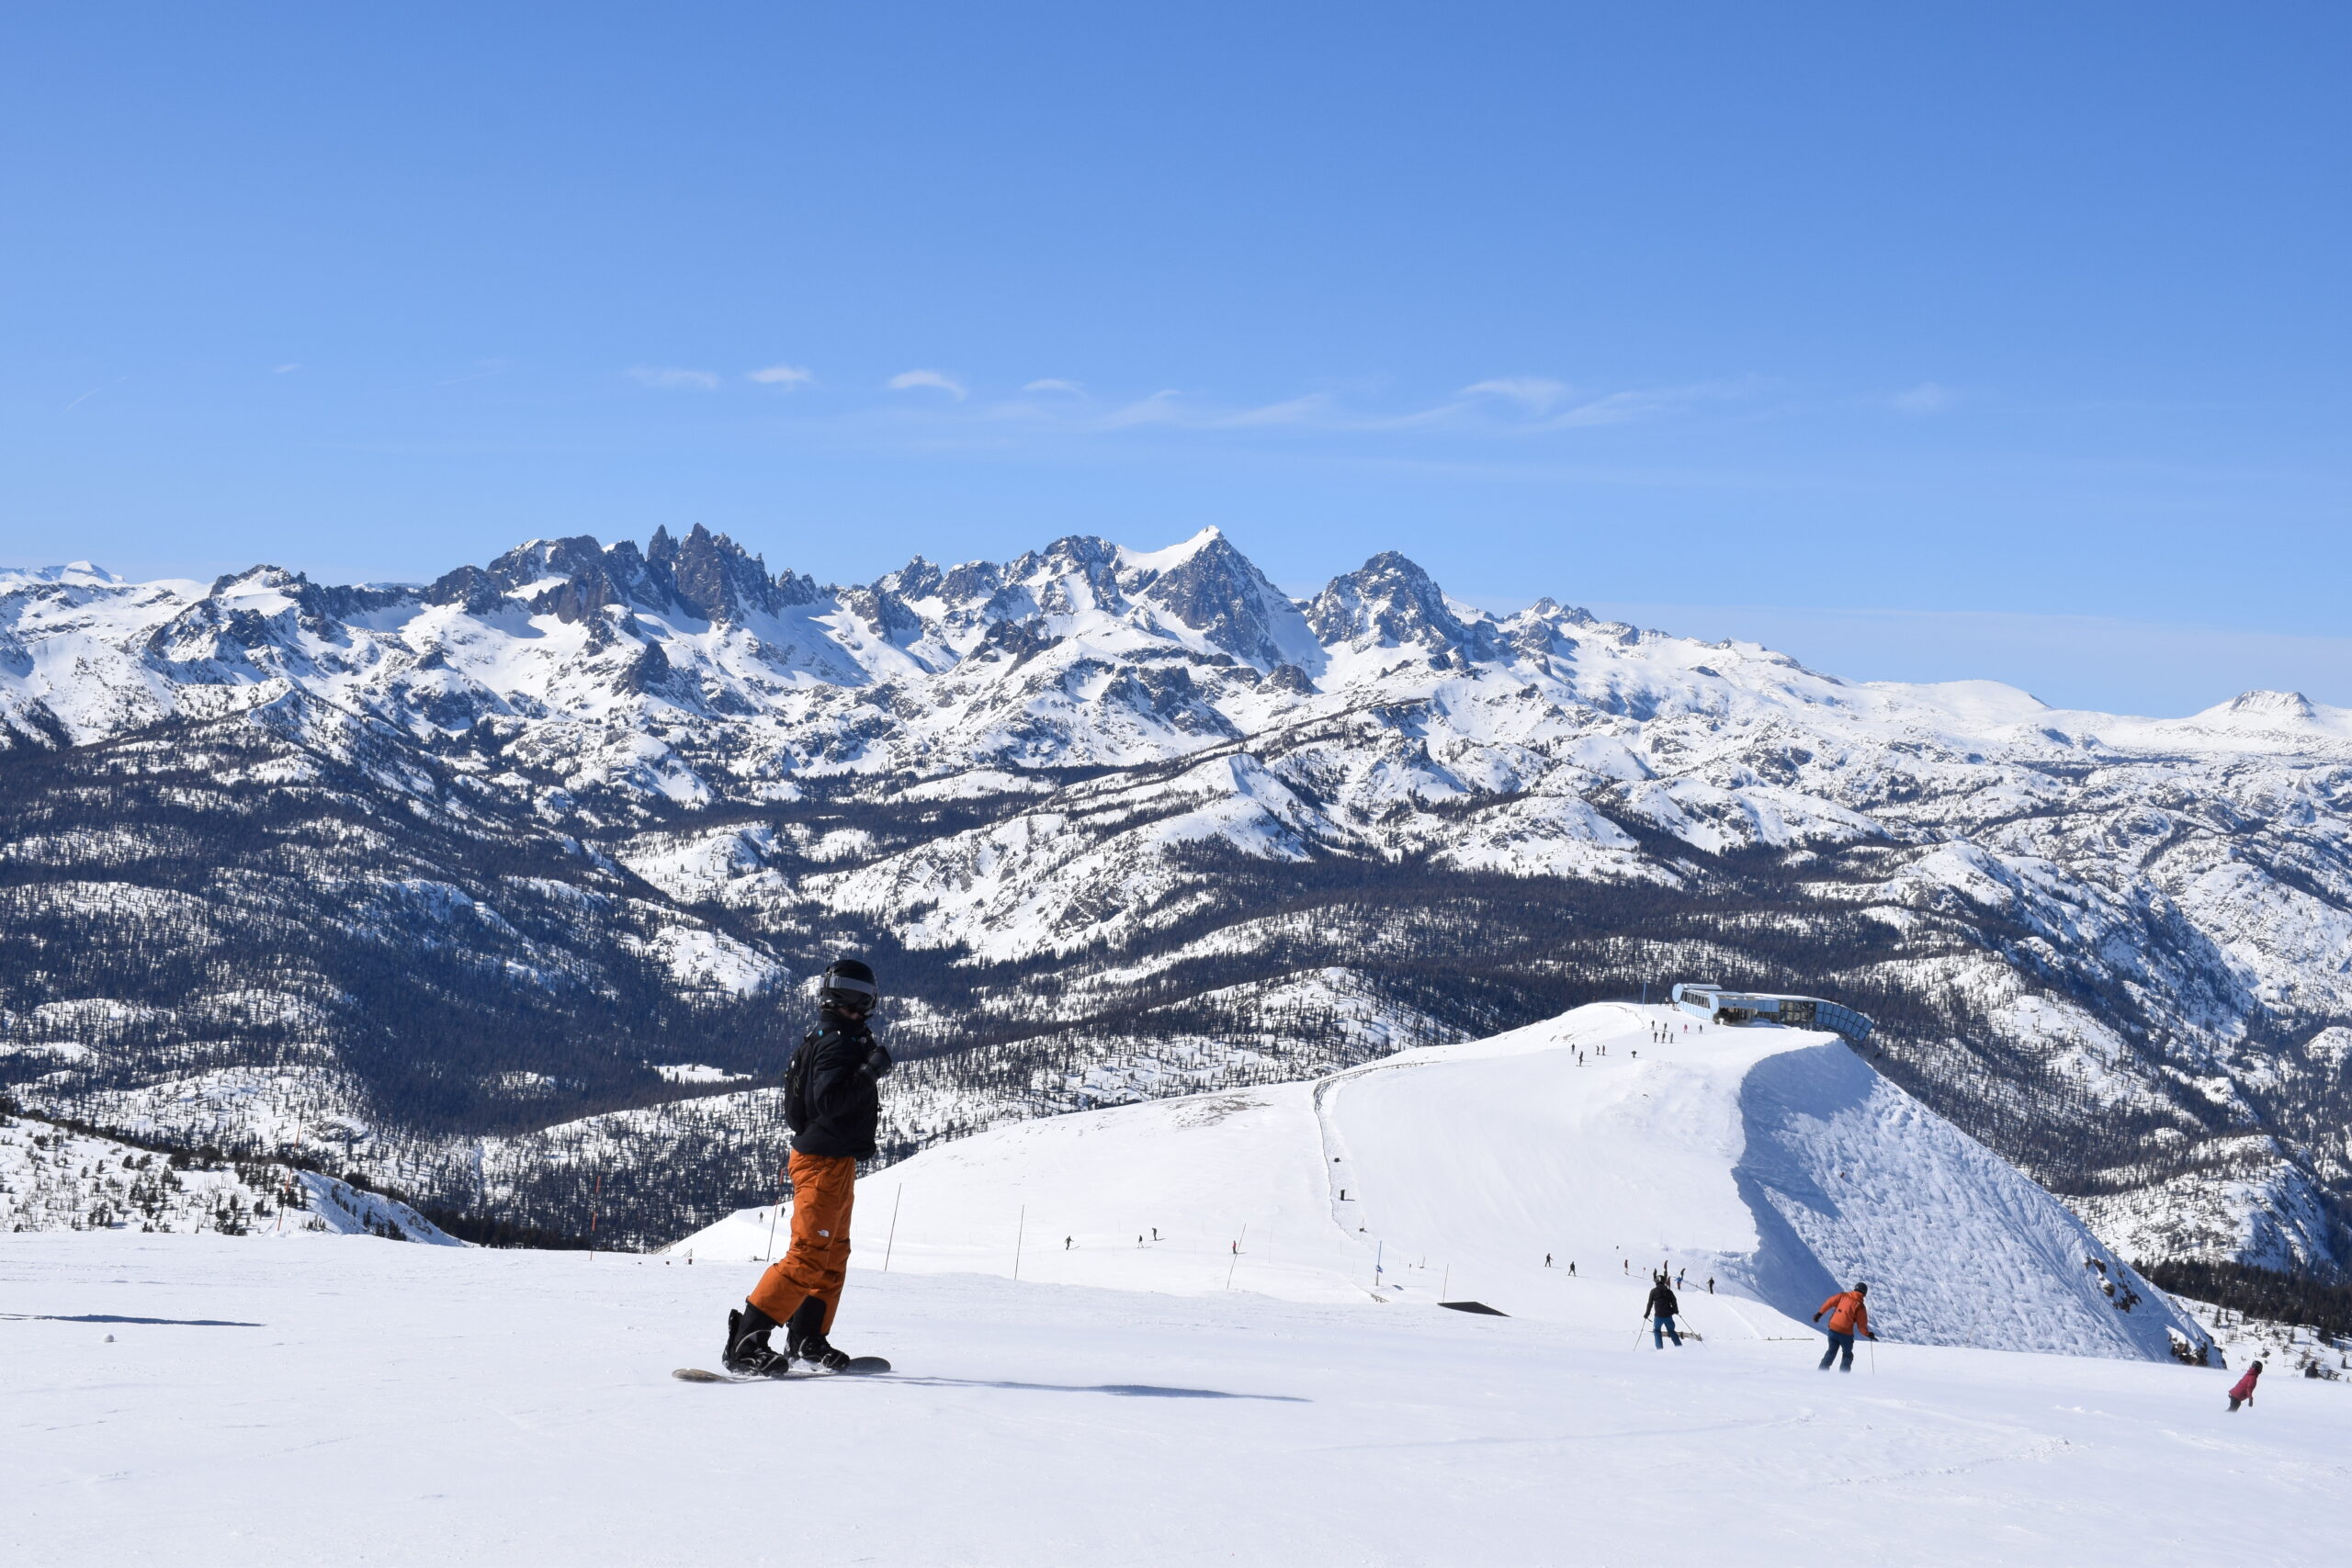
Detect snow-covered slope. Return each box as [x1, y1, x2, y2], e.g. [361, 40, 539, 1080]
[6, 527, 2351, 1273]
[0, 1111, 458, 1243]
[672, 1004, 2202, 1360]
[9, 1232, 2346, 1568]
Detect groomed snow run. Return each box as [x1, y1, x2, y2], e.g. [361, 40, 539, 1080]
[4, 1231, 2346, 1566]
[675, 1004, 2202, 1360]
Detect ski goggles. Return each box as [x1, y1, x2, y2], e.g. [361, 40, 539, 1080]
[821, 971, 878, 1002]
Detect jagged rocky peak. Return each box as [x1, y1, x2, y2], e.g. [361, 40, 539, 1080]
[448, 529, 817, 626]
[1119, 528, 1325, 673]
[646, 523, 811, 621]
[481, 536, 609, 592]
[1306, 550, 1486, 654]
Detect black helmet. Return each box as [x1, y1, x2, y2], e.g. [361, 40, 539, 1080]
[819, 957, 878, 1014]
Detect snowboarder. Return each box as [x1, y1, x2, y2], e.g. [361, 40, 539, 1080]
[2228, 1359, 2263, 1412]
[1675, 1267, 1687, 1289]
[1544, 1253, 1553, 1268]
[1645, 1275, 1683, 1347]
[1705, 1276, 1713, 1294]
[1568, 1261, 1576, 1277]
[1813, 1282, 1876, 1371]
[722, 958, 891, 1376]
[1064, 1235, 1072, 1251]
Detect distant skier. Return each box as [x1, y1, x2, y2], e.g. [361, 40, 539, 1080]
[1568, 1261, 1576, 1277]
[722, 958, 891, 1376]
[1705, 1276, 1713, 1294]
[1645, 1276, 1684, 1348]
[2227, 1359, 2264, 1412]
[1675, 1268, 1687, 1289]
[1813, 1282, 1876, 1371]
[1064, 1235, 1072, 1251]
[1544, 1253, 1553, 1268]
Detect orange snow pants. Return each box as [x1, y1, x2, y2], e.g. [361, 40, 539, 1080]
[747, 1152, 856, 1334]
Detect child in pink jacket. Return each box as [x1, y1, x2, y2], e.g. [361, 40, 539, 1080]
[2227, 1359, 2263, 1412]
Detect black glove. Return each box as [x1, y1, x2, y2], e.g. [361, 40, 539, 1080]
[865, 1042, 893, 1077]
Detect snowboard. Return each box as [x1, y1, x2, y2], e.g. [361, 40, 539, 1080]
[673, 1356, 891, 1383]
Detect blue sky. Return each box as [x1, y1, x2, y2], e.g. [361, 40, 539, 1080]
[3, 3, 2346, 715]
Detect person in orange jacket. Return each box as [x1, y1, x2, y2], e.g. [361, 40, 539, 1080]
[1813, 1282, 1876, 1371]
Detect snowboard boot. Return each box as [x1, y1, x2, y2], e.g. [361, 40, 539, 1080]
[785, 1295, 853, 1372]
[724, 1303, 788, 1375]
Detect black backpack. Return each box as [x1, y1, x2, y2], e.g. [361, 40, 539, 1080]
[783, 1028, 820, 1134]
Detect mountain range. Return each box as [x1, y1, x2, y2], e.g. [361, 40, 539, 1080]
[3, 525, 2347, 1265]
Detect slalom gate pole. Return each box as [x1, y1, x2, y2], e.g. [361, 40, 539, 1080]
[883, 1185, 902, 1272]
[764, 1167, 785, 1262]
[1012, 1204, 1025, 1281]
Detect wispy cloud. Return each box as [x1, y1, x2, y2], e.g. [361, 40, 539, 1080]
[1207, 393, 1338, 428]
[1541, 379, 1762, 429]
[1460, 377, 1573, 412]
[749, 364, 813, 388]
[61, 375, 129, 412]
[1893, 381, 1958, 414]
[274, 363, 302, 375]
[888, 368, 967, 399]
[1023, 378, 1084, 394]
[629, 366, 721, 391]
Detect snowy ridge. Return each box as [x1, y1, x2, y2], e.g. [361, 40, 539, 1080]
[1, 1110, 458, 1243]
[673, 1004, 2204, 1360]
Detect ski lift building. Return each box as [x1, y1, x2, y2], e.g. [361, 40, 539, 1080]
[1669, 983, 1873, 1044]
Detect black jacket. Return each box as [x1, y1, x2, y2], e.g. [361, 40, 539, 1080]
[1645, 1284, 1679, 1318]
[791, 1010, 889, 1159]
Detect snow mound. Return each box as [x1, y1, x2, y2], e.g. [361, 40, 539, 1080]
[674, 1003, 2200, 1360]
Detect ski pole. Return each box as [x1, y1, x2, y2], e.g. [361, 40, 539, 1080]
[764, 1167, 785, 1261]
[882, 1185, 902, 1272]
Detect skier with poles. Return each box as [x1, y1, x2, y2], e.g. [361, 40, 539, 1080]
[1813, 1281, 1877, 1371]
[1645, 1272, 1684, 1348]
[721, 959, 892, 1375]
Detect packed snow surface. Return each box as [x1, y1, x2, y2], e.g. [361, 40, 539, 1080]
[4, 1231, 2345, 1566]
[677, 1004, 2199, 1360]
